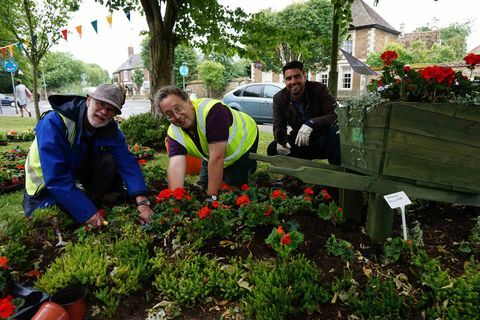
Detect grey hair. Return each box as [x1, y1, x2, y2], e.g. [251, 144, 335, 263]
[154, 86, 189, 111]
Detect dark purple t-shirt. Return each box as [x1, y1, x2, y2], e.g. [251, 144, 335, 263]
[167, 103, 233, 157]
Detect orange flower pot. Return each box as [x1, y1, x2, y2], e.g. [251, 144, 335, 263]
[50, 285, 87, 320]
[164, 138, 202, 175]
[31, 302, 70, 320]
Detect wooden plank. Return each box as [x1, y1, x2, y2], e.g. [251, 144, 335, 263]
[267, 166, 480, 207]
[249, 153, 345, 171]
[383, 154, 480, 193]
[366, 193, 393, 243]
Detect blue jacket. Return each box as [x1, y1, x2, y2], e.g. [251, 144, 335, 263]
[23, 95, 147, 223]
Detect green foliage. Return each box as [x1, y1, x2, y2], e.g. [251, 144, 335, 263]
[240, 0, 334, 72]
[366, 42, 414, 68]
[317, 201, 345, 225]
[265, 226, 304, 260]
[120, 112, 169, 150]
[244, 255, 329, 319]
[325, 234, 355, 262]
[197, 60, 226, 93]
[347, 277, 412, 319]
[174, 44, 198, 88]
[132, 68, 144, 90]
[0, 208, 31, 269]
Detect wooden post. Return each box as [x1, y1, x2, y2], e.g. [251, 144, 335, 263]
[366, 193, 393, 243]
[339, 189, 363, 225]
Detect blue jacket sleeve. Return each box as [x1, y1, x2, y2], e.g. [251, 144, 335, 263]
[109, 129, 148, 197]
[36, 113, 97, 223]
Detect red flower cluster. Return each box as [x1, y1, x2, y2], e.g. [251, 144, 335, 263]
[419, 66, 455, 85]
[303, 187, 314, 195]
[235, 195, 251, 207]
[241, 184, 249, 191]
[198, 206, 212, 219]
[280, 233, 291, 246]
[276, 226, 284, 235]
[137, 159, 147, 166]
[464, 53, 480, 68]
[380, 50, 398, 66]
[0, 295, 15, 319]
[0, 256, 7, 270]
[271, 189, 286, 199]
[155, 188, 191, 203]
[265, 206, 272, 217]
[321, 189, 332, 201]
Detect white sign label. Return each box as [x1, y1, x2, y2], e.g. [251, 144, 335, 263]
[383, 191, 411, 209]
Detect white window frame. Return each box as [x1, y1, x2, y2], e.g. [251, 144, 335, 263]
[320, 72, 328, 85]
[339, 66, 352, 90]
[342, 38, 353, 54]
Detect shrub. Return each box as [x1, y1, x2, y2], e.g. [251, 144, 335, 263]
[120, 112, 169, 150]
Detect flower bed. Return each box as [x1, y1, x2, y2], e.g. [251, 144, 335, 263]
[0, 146, 27, 194]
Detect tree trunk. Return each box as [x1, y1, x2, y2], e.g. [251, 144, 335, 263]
[149, 31, 175, 113]
[32, 61, 40, 121]
[328, 8, 339, 98]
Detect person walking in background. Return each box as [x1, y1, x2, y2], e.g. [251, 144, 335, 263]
[155, 86, 259, 202]
[15, 79, 32, 117]
[267, 61, 341, 165]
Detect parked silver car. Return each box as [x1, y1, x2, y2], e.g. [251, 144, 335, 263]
[0, 94, 15, 107]
[222, 82, 285, 124]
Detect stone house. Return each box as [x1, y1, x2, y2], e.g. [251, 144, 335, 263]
[112, 47, 150, 95]
[252, 0, 401, 99]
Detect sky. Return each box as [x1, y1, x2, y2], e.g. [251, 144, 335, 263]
[52, 0, 480, 76]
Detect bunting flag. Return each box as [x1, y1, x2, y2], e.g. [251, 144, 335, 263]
[61, 29, 68, 41]
[46, 33, 53, 44]
[16, 43, 22, 52]
[91, 20, 98, 33]
[106, 14, 113, 28]
[124, 10, 131, 21]
[1, 48, 5, 58]
[7, 45, 14, 57]
[76, 25, 82, 38]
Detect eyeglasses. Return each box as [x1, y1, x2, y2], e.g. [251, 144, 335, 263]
[96, 100, 118, 115]
[163, 104, 186, 121]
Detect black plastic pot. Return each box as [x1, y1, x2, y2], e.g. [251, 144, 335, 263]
[10, 282, 50, 320]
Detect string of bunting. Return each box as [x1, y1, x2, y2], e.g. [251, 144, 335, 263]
[0, 9, 131, 59]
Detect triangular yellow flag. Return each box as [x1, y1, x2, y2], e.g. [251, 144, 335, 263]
[76, 25, 82, 39]
[8, 45, 14, 57]
[106, 14, 113, 28]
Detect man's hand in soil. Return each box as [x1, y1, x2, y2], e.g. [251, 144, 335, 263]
[136, 196, 154, 225]
[85, 209, 107, 228]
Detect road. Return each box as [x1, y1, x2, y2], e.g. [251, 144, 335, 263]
[0, 99, 273, 133]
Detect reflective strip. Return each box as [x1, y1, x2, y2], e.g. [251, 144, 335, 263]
[224, 111, 247, 163]
[196, 98, 212, 138]
[170, 125, 186, 148]
[59, 114, 77, 146]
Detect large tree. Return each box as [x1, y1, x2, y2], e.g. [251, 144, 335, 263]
[240, 0, 334, 73]
[100, 0, 246, 108]
[0, 0, 78, 120]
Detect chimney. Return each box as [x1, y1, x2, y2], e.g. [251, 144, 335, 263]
[128, 46, 134, 57]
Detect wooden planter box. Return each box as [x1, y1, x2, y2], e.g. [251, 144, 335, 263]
[337, 102, 480, 194]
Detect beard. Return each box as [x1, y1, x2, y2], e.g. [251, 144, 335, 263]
[87, 102, 111, 128]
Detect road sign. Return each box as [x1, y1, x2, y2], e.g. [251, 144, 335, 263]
[179, 64, 189, 77]
[2, 59, 18, 73]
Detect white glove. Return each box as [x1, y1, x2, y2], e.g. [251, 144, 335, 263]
[295, 124, 313, 147]
[276, 143, 291, 155]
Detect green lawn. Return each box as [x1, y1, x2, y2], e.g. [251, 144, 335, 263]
[0, 117, 37, 132]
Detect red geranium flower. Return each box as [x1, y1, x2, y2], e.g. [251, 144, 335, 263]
[303, 187, 314, 195]
[404, 65, 411, 72]
[276, 226, 284, 235]
[156, 189, 173, 203]
[137, 159, 147, 166]
[172, 188, 187, 200]
[265, 206, 272, 217]
[211, 201, 219, 209]
[0, 256, 8, 269]
[241, 184, 249, 191]
[0, 295, 16, 319]
[198, 206, 212, 219]
[271, 189, 286, 199]
[380, 50, 398, 66]
[321, 189, 332, 201]
[235, 195, 251, 207]
[280, 233, 291, 246]
[463, 53, 480, 67]
[304, 195, 312, 202]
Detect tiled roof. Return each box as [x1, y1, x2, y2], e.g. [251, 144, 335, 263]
[469, 45, 480, 54]
[113, 53, 143, 73]
[351, 0, 400, 35]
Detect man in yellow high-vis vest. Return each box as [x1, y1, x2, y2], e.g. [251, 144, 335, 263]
[154, 86, 259, 201]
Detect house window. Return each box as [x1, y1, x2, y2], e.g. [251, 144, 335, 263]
[123, 70, 129, 81]
[342, 39, 353, 54]
[341, 66, 352, 89]
[320, 73, 328, 85]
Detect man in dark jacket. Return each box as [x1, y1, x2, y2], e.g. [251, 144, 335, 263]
[267, 61, 341, 165]
[23, 84, 153, 227]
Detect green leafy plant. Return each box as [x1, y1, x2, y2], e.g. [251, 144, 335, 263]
[265, 226, 304, 260]
[324, 234, 355, 262]
[317, 201, 345, 225]
[244, 255, 329, 319]
[120, 112, 169, 150]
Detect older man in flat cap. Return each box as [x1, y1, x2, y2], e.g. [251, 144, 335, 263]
[23, 84, 153, 227]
